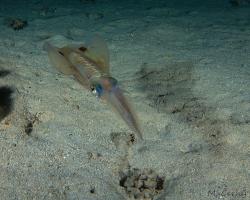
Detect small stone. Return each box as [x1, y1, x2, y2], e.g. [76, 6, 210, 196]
[144, 179, 157, 189]
[119, 168, 165, 199]
[139, 174, 148, 180]
[134, 192, 143, 199]
[136, 179, 144, 188]
[87, 152, 102, 160]
[130, 188, 140, 197]
[133, 168, 140, 176]
[147, 171, 157, 179]
[156, 176, 165, 190]
[143, 189, 153, 198]
[90, 187, 95, 194]
[124, 178, 134, 188]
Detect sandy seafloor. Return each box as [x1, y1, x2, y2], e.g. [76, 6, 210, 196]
[0, 0, 249, 199]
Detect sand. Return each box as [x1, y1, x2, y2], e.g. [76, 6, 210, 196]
[0, 0, 249, 199]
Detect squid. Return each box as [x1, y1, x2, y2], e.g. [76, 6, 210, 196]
[43, 36, 143, 140]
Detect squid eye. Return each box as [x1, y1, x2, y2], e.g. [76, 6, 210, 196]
[93, 84, 103, 97]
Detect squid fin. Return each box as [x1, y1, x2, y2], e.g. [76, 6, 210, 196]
[43, 42, 75, 75]
[77, 36, 110, 74]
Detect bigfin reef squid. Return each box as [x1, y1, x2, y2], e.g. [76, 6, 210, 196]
[43, 36, 143, 140]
